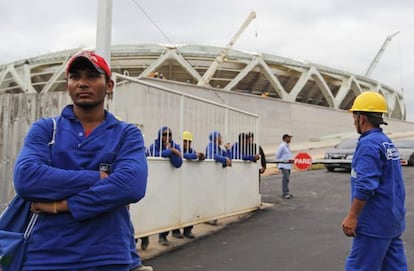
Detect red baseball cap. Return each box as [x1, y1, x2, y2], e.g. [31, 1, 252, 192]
[66, 51, 111, 78]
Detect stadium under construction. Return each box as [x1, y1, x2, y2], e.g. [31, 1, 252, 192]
[0, 43, 406, 121]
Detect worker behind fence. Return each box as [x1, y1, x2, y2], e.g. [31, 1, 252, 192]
[146, 126, 183, 168]
[146, 126, 183, 246]
[182, 130, 205, 161]
[205, 130, 231, 225]
[206, 130, 232, 167]
[171, 131, 205, 240]
[247, 132, 267, 174]
[231, 132, 260, 162]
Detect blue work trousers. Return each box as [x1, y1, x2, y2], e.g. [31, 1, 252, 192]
[25, 266, 130, 271]
[345, 234, 407, 271]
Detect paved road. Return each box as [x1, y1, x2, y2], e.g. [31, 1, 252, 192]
[146, 167, 414, 271]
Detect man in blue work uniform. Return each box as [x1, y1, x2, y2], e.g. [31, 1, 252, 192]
[342, 91, 407, 270]
[146, 126, 183, 246]
[205, 130, 231, 225]
[13, 51, 151, 271]
[231, 132, 260, 162]
[206, 130, 232, 167]
[146, 126, 183, 169]
[171, 131, 205, 239]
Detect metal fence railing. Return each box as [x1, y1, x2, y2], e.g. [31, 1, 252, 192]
[111, 74, 259, 157]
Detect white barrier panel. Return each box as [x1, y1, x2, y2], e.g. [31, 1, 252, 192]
[179, 160, 227, 224]
[226, 161, 261, 213]
[129, 159, 261, 236]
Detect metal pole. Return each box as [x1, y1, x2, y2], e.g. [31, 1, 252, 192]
[96, 0, 113, 66]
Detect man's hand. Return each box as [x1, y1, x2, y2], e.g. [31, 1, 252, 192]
[100, 171, 109, 179]
[31, 200, 68, 214]
[341, 215, 358, 237]
[342, 198, 365, 237]
[226, 158, 232, 167]
[31, 202, 55, 214]
[171, 147, 182, 158]
[198, 152, 206, 160]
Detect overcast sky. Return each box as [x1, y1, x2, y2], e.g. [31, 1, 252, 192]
[1, 0, 413, 121]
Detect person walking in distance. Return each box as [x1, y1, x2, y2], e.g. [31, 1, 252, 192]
[342, 91, 407, 271]
[275, 134, 293, 199]
[13, 51, 150, 271]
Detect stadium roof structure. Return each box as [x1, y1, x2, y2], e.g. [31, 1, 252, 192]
[0, 43, 406, 120]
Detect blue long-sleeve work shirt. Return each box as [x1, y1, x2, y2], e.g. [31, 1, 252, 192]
[351, 128, 406, 238]
[206, 142, 231, 167]
[231, 142, 257, 161]
[13, 105, 148, 270]
[183, 147, 198, 160]
[145, 126, 183, 168]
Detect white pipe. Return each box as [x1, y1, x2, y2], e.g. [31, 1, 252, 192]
[96, 0, 113, 66]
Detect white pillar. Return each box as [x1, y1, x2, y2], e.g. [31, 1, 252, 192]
[96, 0, 113, 66]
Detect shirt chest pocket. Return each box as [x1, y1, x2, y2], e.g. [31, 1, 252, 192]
[95, 151, 117, 174]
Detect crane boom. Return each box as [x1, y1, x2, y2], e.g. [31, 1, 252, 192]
[364, 31, 399, 77]
[197, 11, 256, 87]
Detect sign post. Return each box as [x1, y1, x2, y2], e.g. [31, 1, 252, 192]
[294, 152, 312, 171]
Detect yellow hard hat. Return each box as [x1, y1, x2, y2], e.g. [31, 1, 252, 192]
[182, 131, 193, 141]
[349, 91, 388, 113]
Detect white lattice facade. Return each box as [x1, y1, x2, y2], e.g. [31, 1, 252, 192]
[0, 44, 406, 120]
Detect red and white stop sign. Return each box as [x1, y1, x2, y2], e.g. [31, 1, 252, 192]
[294, 152, 312, 171]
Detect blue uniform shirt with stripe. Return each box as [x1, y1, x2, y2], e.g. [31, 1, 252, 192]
[351, 128, 406, 238]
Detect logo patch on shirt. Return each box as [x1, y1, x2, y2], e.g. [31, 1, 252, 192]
[351, 168, 357, 178]
[99, 163, 112, 174]
[383, 142, 400, 160]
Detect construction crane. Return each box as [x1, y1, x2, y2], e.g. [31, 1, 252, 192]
[364, 31, 400, 77]
[197, 11, 256, 87]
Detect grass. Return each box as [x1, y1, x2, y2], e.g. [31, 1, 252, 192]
[310, 163, 326, 171]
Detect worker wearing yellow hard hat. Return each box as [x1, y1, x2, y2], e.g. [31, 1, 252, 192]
[349, 91, 388, 134]
[342, 91, 407, 270]
[182, 130, 193, 141]
[170, 131, 205, 240]
[181, 131, 205, 161]
[349, 91, 388, 113]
